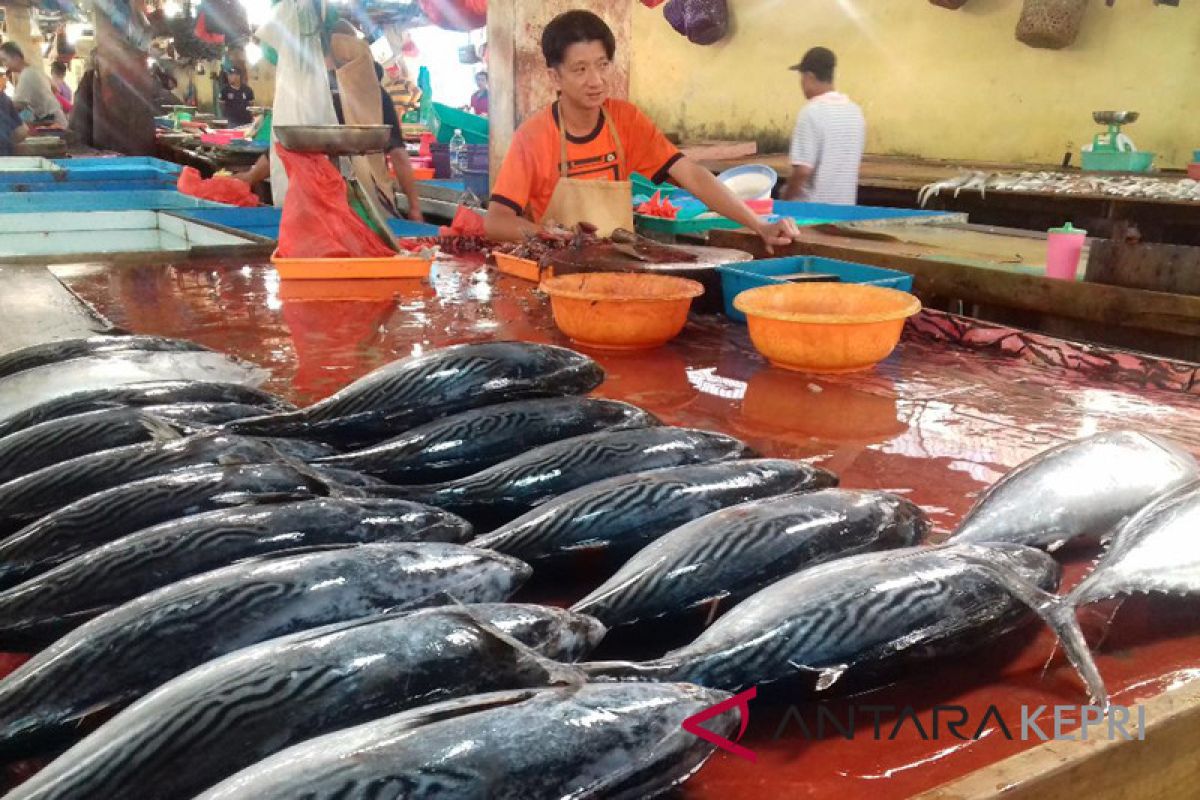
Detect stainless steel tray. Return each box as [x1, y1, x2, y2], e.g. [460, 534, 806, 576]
[274, 125, 391, 155]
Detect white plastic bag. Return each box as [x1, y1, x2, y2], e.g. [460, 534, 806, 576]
[255, 0, 337, 207]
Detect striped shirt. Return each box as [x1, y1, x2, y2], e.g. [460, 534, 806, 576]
[789, 92, 865, 205]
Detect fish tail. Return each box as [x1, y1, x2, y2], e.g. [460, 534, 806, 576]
[136, 413, 185, 443]
[953, 544, 1110, 711]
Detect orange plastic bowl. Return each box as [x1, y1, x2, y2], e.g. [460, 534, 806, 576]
[539, 272, 705, 350]
[734, 283, 921, 373]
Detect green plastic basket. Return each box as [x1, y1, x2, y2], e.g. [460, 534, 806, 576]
[431, 103, 489, 145]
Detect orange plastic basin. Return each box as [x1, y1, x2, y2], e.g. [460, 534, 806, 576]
[539, 272, 705, 350]
[734, 283, 921, 373]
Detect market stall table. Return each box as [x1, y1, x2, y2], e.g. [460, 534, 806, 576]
[0, 249, 1185, 798]
[702, 153, 1200, 246]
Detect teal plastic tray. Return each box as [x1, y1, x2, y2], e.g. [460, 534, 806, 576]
[718, 256, 915, 323]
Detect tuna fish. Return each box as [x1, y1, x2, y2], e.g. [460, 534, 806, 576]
[0, 381, 290, 440]
[951, 430, 1199, 551]
[0, 498, 474, 647]
[319, 397, 660, 483]
[191, 683, 735, 800]
[386, 427, 754, 529]
[0, 432, 338, 537]
[0, 404, 272, 485]
[226, 342, 606, 448]
[0, 335, 211, 380]
[0, 544, 531, 760]
[572, 490, 928, 629]
[0, 462, 374, 589]
[0, 351, 271, 423]
[472, 459, 838, 564]
[1070, 480, 1200, 606]
[583, 544, 1091, 698]
[6, 606, 602, 800]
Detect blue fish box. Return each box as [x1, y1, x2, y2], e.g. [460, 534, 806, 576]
[717, 256, 915, 323]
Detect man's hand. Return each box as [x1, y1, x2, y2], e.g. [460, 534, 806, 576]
[754, 217, 802, 254]
[407, 206, 425, 223]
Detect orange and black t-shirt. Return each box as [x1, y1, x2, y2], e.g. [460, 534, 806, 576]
[490, 98, 683, 223]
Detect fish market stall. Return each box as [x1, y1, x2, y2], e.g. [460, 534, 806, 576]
[0, 246, 1186, 798]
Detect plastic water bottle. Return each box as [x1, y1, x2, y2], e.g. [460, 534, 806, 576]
[449, 129, 467, 180]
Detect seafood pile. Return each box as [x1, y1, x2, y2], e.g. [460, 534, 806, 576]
[918, 169, 1200, 206]
[493, 223, 698, 270]
[0, 334, 1191, 796]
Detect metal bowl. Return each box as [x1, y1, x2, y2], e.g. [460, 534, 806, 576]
[274, 125, 392, 155]
[1093, 111, 1139, 126]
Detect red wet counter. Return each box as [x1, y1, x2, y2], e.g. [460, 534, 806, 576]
[52, 254, 1200, 799]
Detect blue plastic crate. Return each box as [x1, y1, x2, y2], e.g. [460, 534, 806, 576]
[717, 256, 914, 323]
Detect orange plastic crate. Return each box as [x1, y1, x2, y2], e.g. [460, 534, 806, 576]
[271, 249, 433, 281]
[494, 252, 550, 282]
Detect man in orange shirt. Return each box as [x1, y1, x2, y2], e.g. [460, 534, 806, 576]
[486, 10, 798, 250]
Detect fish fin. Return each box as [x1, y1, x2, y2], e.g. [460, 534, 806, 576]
[137, 413, 185, 442]
[951, 543, 1111, 711]
[579, 659, 677, 683]
[210, 489, 319, 507]
[252, 445, 371, 500]
[815, 664, 849, 692]
[440, 600, 587, 688]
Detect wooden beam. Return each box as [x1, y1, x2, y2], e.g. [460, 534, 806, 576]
[709, 229, 1200, 339]
[917, 680, 1200, 800]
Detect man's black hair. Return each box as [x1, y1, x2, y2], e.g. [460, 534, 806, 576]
[541, 10, 616, 68]
[794, 47, 836, 83]
[0, 42, 24, 61]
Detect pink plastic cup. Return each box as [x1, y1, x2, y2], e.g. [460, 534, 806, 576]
[1046, 223, 1087, 281]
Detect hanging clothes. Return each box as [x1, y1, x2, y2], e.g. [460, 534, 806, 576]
[254, 0, 337, 207]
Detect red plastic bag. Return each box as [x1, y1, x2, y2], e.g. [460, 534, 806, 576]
[177, 167, 260, 208]
[276, 148, 396, 259]
[439, 204, 487, 239]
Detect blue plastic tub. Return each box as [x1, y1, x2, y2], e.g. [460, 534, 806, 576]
[717, 256, 915, 323]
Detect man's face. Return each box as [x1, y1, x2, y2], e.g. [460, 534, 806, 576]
[549, 40, 612, 111]
[476, 73, 487, 90]
[229, 72, 242, 88]
[0, 53, 21, 72]
[800, 71, 819, 99]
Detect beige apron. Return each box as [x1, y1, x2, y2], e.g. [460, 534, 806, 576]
[542, 107, 635, 237]
[331, 33, 398, 216]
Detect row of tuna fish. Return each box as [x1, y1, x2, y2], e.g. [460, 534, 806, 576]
[0, 334, 1192, 797]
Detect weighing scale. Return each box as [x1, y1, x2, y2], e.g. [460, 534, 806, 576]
[1082, 111, 1155, 173]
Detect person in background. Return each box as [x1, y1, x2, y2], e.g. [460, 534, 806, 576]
[0, 91, 29, 155]
[219, 67, 254, 126]
[50, 61, 72, 115]
[0, 42, 67, 127]
[470, 71, 488, 116]
[782, 47, 865, 205]
[485, 10, 798, 250]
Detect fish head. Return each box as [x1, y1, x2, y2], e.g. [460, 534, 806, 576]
[886, 493, 933, 546]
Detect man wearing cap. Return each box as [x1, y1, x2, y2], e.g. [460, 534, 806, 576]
[783, 47, 865, 205]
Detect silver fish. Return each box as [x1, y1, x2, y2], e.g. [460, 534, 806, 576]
[1070, 480, 1200, 605]
[0, 335, 211, 380]
[0, 432, 337, 538]
[319, 396, 660, 483]
[951, 430, 1198, 551]
[472, 459, 837, 564]
[583, 544, 1104, 701]
[0, 382, 290, 440]
[8, 606, 599, 800]
[0, 543, 530, 760]
[0, 462, 367, 589]
[191, 683, 736, 800]
[0, 351, 270, 423]
[226, 342, 605, 448]
[572, 490, 928, 629]
[0, 498, 474, 647]
[389, 427, 753, 529]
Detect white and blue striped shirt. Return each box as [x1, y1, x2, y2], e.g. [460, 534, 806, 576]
[789, 92, 866, 206]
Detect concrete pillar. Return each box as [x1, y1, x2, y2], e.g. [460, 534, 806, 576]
[486, 0, 631, 180]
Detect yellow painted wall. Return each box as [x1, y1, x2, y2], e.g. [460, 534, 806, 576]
[630, 0, 1200, 168]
